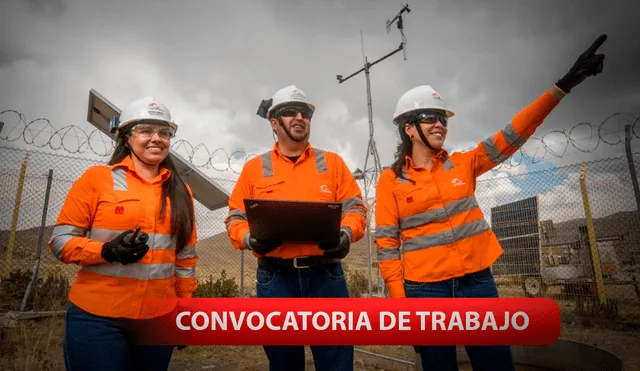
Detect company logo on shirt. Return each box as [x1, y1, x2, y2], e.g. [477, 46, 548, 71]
[115, 206, 124, 214]
[452, 178, 465, 187]
[319, 184, 332, 194]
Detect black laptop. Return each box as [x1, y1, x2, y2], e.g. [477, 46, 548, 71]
[243, 198, 343, 245]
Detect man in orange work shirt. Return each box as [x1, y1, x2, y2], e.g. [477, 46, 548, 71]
[224, 85, 367, 371]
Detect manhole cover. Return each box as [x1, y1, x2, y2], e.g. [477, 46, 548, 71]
[457, 364, 554, 371]
[414, 339, 623, 371]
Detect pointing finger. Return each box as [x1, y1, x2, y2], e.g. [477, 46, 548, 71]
[586, 34, 607, 55]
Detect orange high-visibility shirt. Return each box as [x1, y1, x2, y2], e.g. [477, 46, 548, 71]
[225, 142, 367, 259]
[375, 91, 561, 298]
[49, 155, 198, 319]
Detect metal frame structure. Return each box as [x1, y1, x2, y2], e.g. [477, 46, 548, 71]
[336, 4, 411, 297]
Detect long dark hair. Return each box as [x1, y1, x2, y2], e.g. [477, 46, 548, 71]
[390, 122, 415, 184]
[108, 131, 194, 252]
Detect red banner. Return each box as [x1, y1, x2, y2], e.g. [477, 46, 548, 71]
[127, 298, 560, 346]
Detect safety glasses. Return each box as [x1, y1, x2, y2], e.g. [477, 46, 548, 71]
[275, 106, 314, 120]
[131, 124, 175, 139]
[407, 112, 448, 127]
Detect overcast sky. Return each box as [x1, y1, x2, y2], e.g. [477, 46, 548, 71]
[1, 0, 639, 231]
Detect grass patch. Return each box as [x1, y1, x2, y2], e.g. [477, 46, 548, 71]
[1, 268, 69, 313]
[193, 270, 240, 298]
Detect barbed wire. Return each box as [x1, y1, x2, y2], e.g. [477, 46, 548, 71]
[1, 109, 638, 173]
[497, 112, 639, 169]
[0, 110, 260, 174]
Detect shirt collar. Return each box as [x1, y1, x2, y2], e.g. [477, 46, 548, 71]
[404, 148, 449, 171]
[272, 141, 313, 161]
[111, 154, 171, 184]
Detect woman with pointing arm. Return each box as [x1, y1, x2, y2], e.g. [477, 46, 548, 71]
[375, 35, 608, 371]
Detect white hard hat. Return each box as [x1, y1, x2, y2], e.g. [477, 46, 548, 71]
[112, 96, 177, 133]
[392, 85, 455, 125]
[265, 85, 315, 120]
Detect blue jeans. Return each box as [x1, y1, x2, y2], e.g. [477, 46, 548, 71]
[405, 268, 516, 371]
[63, 301, 175, 371]
[256, 261, 353, 371]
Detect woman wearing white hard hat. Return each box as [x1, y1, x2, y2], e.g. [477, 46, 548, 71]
[375, 35, 607, 370]
[50, 96, 199, 370]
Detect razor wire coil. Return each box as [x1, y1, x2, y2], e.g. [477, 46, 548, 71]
[1, 109, 638, 174]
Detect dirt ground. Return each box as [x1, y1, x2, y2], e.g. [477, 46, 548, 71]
[166, 321, 640, 371]
[1, 316, 639, 371]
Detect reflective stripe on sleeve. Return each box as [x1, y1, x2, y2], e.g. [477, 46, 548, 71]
[81, 263, 175, 280]
[49, 225, 87, 260]
[378, 246, 401, 261]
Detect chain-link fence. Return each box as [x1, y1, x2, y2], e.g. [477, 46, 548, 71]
[1, 144, 639, 325]
[475, 153, 640, 324]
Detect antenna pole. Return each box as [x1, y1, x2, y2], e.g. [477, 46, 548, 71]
[335, 4, 411, 298]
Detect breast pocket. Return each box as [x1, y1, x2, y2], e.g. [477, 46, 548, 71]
[439, 170, 473, 201]
[252, 177, 286, 199]
[311, 173, 336, 202]
[94, 192, 142, 232]
[394, 183, 433, 212]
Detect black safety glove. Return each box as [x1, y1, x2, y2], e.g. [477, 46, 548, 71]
[319, 230, 351, 259]
[555, 34, 607, 94]
[244, 233, 282, 256]
[101, 230, 149, 265]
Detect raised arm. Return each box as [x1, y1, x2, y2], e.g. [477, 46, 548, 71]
[472, 34, 607, 178]
[471, 87, 563, 177]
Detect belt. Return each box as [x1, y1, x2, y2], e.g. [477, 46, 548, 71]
[404, 267, 492, 285]
[257, 256, 341, 270]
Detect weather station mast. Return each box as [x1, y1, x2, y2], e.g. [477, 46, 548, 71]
[335, 4, 411, 296]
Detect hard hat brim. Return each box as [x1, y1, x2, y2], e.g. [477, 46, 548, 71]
[393, 108, 455, 125]
[120, 118, 178, 132]
[266, 102, 316, 120]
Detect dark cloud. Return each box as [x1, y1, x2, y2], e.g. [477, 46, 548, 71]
[0, 0, 637, 179]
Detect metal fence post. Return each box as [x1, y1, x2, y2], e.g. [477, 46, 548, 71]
[20, 169, 53, 312]
[624, 125, 640, 222]
[579, 163, 607, 305]
[367, 201, 373, 297]
[240, 249, 245, 297]
[3, 150, 29, 279]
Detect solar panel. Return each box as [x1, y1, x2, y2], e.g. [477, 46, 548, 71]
[490, 196, 541, 276]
